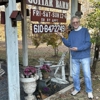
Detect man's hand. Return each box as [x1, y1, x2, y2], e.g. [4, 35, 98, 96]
[70, 47, 78, 51]
[55, 32, 64, 38]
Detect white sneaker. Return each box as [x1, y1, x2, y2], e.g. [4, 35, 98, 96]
[71, 90, 80, 96]
[88, 92, 93, 99]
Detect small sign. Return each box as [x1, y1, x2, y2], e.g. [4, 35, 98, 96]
[32, 24, 66, 33]
[31, 9, 67, 23]
[0, 0, 8, 5]
[27, 0, 69, 10]
[1, 11, 5, 24]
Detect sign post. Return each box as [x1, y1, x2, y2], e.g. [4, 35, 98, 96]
[5, 0, 20, 100]
[21, 0, 28, 67]
[69, 0, 78, 78]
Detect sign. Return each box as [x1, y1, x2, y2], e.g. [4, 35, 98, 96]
[31, 9, 66, 23]
[27, 0, 69, 10]
[1, 11, 5, 24]
[32, 24, 66, 33]
[0, 0, 8, 5]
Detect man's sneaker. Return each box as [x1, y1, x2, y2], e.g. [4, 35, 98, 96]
[88, 92, 93, 99]
[71, 90, 80, 96]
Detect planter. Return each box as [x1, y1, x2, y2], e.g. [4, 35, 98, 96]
[20, 74, 39, 100]
[42, 72, 49, 79]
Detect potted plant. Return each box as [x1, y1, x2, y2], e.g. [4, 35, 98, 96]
[40, 65, 51, 79]
[20, 66, 39, 100]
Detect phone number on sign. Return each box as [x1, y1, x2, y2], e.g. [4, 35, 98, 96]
[32, 24, 66, 33]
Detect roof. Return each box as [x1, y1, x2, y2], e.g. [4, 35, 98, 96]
[10, 10, 23, 21]
[10, 11, 19, 18]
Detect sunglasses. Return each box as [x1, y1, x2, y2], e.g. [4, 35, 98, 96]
[72, 21, 79, 24]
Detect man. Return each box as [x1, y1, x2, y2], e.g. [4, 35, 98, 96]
[57, 16, 93, 99]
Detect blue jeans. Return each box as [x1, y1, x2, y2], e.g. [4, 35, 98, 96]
[72, 57, 92, 93]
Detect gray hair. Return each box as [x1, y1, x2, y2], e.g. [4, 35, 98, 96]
[71, 16, 80, 22]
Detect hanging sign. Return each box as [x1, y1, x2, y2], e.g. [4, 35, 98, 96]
[27, 0, 69, 10]
[31, 9, 67, 23]
[32, 24, 66, 33]
[1, 11, 5, 24]
[0, 0, 8, 5]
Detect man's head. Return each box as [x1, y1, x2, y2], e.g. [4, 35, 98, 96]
[71, 16, 80, 29]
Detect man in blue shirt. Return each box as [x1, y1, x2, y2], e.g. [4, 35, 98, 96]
[57, 16, 93, 99]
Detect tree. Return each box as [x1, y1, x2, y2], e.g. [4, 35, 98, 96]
[30, 31, 68, 57]
[86, 0, 100, 73]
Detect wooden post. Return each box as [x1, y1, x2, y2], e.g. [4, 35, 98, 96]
[70, 0, 78, 77]
[71, 0, 78, 17]
[5, 0, 20, 100]
[21, 0, 28, 67]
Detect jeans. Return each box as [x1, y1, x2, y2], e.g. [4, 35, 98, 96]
[72, 57, 92, 93]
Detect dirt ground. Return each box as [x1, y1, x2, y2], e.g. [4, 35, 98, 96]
[0, 40, 100, 100]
